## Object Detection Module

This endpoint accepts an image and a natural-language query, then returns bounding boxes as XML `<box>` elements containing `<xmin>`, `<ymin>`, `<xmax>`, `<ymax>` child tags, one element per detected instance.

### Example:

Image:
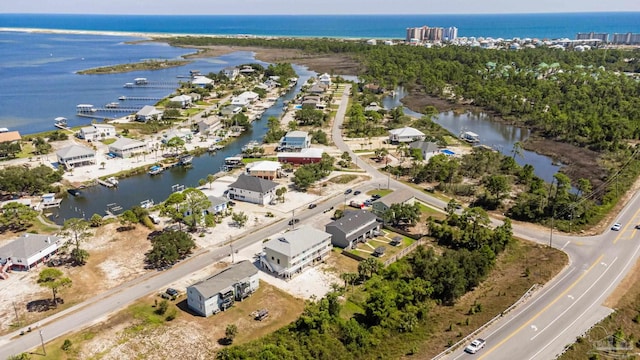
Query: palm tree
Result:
<box><xmin>511</xmin><ymin>141</ymin><xmax>524</xmax><ymax>160</ymax></box>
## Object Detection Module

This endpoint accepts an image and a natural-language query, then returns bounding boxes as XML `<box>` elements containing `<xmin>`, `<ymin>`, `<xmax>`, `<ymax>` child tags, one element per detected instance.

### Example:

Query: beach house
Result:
<box><xmin>187</xmin><ymin>260</ymin><xmax>259</xmax><ymax>317</ymax></box>
<box><xmin>388</xmin><ymin>127</ymin><xmax>426</xmax><ymax>143</ymax></box>
<box><xmin>108</xmin><ymin>137</ymin><xmax>148</xmax><ymax>158</ymax></box>
<box><xmin>409</xmin><ymin>140</ymin><xmax>441</xmax><ymax>161</ymax></box>
<box><xmin>191</xmin><ymin>75</ymin><xmax>214</xmax><ymax>88</ymax></box>
<box><xmin>371</xmin><ymin>189</ymin><xmax>417</xmax><ymax>216</ymax></box>
<box><xmin>56</xmin><ymin>144</ymin><xmax>96</xmax><ymax>169</ymax></box>
<box><xmin>260</xmin><ymin>226</ymin><xmax>333</xmax><ymax>279</ymax></box>
<box><xmin>222</xmin><ymin>67</ymin><xmax>240</xmax><ymax>80</ymax></box>
<box><xmin>169</xmin><ymin>94</ymin><xmax>193</xmax><ymax>108</ymax></box>
<box><xmin>0</xmin><ymin>233</ymin><xmax>64</xmax><ymax>272</ymax></box>
<box><xmin>278</xmin><ymin>130</ymin><xmax>311</xmax><ymax>151</ymax></box>
<box><xmin>136</xmin><ymin>105</ymin><xmax>163</xmax><ymax>122</ymax></box>
<box><xmin>277</xmin><ymin>148</ymin><xmax>324</xmax><ymax>165</ymax></box>
<box><xmin>246</xmin><ymin>161</ymin><xmax>282</xmax><ymax>180</ymax></box>
<box><xmin>78</xmin><ymin>124</ymin><xmax>116</xmax><ymax>141</ymax></box>
<box><xmin>227</xmin><ymin>174</ymin><xmax>278</xmax><ymax>205</ymax></box>
<box><xmin>325</xmin><ymin>210</ymin><xmax>380</xmax><ymax>249</ymax></box>
<box><xmin>318</xmin><ymin>73</ymin><xmax>332</xmax><ymax>86</ymax></box>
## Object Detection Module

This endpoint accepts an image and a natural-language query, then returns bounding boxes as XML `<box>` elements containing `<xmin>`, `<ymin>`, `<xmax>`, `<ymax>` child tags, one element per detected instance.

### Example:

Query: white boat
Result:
<box><xmin>140</xmin><ymin>199</ymin><xmax>154</xmax><ymax>209</ymax></box>
<box><xmin>106</xmin><ymin>177</ymin><xmax>119</xmax><ymax>186</ymax></box>
<box><xmin>179</xmin><ymin>154</ymin><xmax>193</xmax><ymax>165</ymax></box>
<box><xmin>118</xmin><ymin>96</ymin><xmax>127</xmax><ymax>101</ymax></box>
<box><xmin>0</xmin><ymin>128</ymin><xmax>8</xmax><ymax>133</ymax></box>
<box><xmin>54</xmin><ymin>117</ymin><xmax>68</xmax><ymax>128</ymax></box>
<box><xmin>460</xmin><ymin>131</ymin><xmax>480</xmax><ymax>143</ymax></box>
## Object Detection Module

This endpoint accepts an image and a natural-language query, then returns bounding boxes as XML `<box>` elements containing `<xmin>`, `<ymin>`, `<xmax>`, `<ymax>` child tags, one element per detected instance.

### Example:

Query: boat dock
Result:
<box><xmin>79</xmin><ymin>107</ymin><xmax>141</xmax><ymax>113</ymax></box>
<box><xmin>106</xmin><ymin>203</ymin><xmax>123</xmax><ymax>216</ymax></box>
<box><xmin>96</xmin><ymin>179</ymin><xmax>115</xmax><ymax>188</ymax></box>
<box><xmin>118</xmin><ymin>96</ymin><xmax>164</xmax><ymax>101</ymax></box>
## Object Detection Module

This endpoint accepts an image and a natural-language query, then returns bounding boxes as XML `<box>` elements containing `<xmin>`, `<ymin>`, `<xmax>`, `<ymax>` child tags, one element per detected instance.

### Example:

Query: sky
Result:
<box><xmin>2</xmin><ymin>0</ymin><xmax>640</xmax><ymax>15</ymax></box>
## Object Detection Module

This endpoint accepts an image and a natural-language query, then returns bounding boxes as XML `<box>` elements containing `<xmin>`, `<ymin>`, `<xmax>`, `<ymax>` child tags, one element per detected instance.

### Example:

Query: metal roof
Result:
<box><xmin>0</xmin><ymin>233</ymin><xmax>60</xmax><ymax>260</ymax></box>
<box><xmin>229</xmin><ymin>174</ymin><xmax>278</xmax><ymax>193</ymax></box>
<box><xmin>325</xmin><ymin>210</ymin><xmax>378</xmax><ymax>235</ymax></box>
<box><xmin>189</xmin><ymin>260</ymin><xmax>258</xmax><ymax>299</ymax></box>
<box><xmin>56</xmin><ymin>144</ymin><xmax>95</xmax><ymax>159</ymax></box>
<box><xmin>263</xmin><ymin>226</ymin><xmax>331</xmax><ymax>258</ymax></box>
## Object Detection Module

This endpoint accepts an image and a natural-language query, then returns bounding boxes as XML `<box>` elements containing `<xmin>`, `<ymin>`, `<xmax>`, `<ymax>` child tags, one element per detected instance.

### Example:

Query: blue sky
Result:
<box><xmin>2</xmin><ymin>0</ymin><xmax>640</xmax><ymax>15</ymax></box>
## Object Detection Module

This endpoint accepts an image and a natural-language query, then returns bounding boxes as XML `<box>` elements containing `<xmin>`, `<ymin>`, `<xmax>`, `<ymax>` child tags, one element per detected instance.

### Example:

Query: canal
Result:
<box><xmin>382</xmin><ymin>87</ymin><xmax>563</xmax><ymax>184</ymax></box>
<box><xmin>51</xmin><ymin>65</ymin><xmax>316</xmax><ymax>224</ymax></box>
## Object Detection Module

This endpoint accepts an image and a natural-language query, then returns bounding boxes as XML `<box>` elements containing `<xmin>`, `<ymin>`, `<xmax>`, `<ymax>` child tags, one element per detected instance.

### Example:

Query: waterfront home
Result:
<box><xmin>325</xmin><ymin>210</ymin><xmax>381</xmax><ymax>249</ymax></box>
<box><xmin>388</xmin><ymin>126</ymin><xmax>426</xmax><ymax>143</ymax></box>
<box><xmin>409</xmin><ymin>140</ymin><xmax>440</xmax><ymax>161</ymax></box>
<box><xmin>78</xmin><ymin>124</ymin><xmax>116</xmax><ymax>141</ymax></box>
<box><xmin>191</xmin><ymin>75</ymin><xmax>214</xmax><ymax>88</ymax></box>
<box><xmin>278</xmin><ymin>130</ymin><xmax>311</xmax><ymax>151</ymax></box>
<box><xmin>136</xmin><ymin>105</ymin><xmax>163</xmax><ymax>122</ymax></box>
<box><xmin>364</xmin><ymin>102</ymin><xmax>382</xmax><ymax>112</ymax></box>
<box><xmin>56</xmin><ymin>144</ymin><xmax>96</xmax><ymax>169</ymax></box>
<box><xmin>108</xmin><ymin>137</ymin><xmax>148</xmax><ymax>158</ymax></box>
<box><xmin>260</xmin><ymin>226</ymin><xmax>333</xmax><ymax>279</ymax></box>
<box><xmin>309</xmin><ymin>84</ymin><xmax>327</xmax><ymax>94</ymax></box>
<box><xmin>169</xmin><ymin>94</ymin><xmax>193</xmax><ymax>108</ymax></box>
<box><xmin>222</xmin><ymin>67</ymin><xmax>240</xmax><ymax>80</ymax></box>
<box><xmin>0</xmin><ymin>131</ymin><xmax>22</xmax><ymax>151</ymax></box>
<box><xmin>227</xmin><ymin>174</ymin><xmax>278</xmax><ymax>206</ymax></box>
<box><xmin>246</xmin><ymin>161</ymin><xmax>282</xmax><ymax>180</ymax></box>
<box><xmin>371</xmin><ymin>189</ymin><xmax>416</xmax><ymax>216</ymax></box>
<box><xmin>187</xmin><ymin>260</ymin><xmax>259</xmax><ymax>317</ymax></box>
<box><xmin>231</xmin><ymin>91</ymin><xmax>260</xmax><ymax>107</ymax></box>
<box><xmin>162</xmin><ymin>129</ymin><xmax>192</xmax><ymax>143</ymax></box>
<box><xmin>197</xmin><ymin>118</ymin><xmax>221</xmax><ymax>135</ymax></box>
<box><xmin>318</xmin><ymin>73</ymin><xmax>332</xmax><ymax>86</ymax></box>
<box><xmin>0</xmin><ymin>233</ymin><xmax>64</xmax><ymax>272</ymax></box>
<box><xmin>220</xmin><ymin>105</ymin><xmax>242</xmax><ymax>117</ymax></box>
<box><xmin>277</xmin><ymin>148</ymin><xmax>324</xmax><ymax>165</ymax></box>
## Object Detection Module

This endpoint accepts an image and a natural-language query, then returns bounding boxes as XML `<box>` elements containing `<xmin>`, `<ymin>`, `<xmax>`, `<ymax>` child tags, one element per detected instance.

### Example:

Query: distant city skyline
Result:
<box><xmin>2</xmin><ymin>0</ymin><xmax>640</xmax><ymax>15</ymax></box>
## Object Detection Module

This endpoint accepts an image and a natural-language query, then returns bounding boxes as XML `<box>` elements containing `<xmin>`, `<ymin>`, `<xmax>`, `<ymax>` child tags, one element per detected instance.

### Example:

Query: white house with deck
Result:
<box><xmin>261</xmin><ymin>226</ymin><xmax>332</xmax><ymax>279</ymax></box>
<box><xmin>389</xmin><ymin>127</ymin><xmax>426</xmax><ymax>143</ymax></box>
<box><xmin>56</xmin><ymin>144</ymin><xmax>96</xmax><ymax>169</ymax></box>
<box><xmin>0</xmin><ymin>233</ymin><xmax>64</xmax><ymax>272</ymax></box>
<box><xmin>78</xmin><ymin>124</ymin><xmax>116</xmax><ymax>141</ymax></box>
<box><xmin>187</xmin><ymin>260</ymin><xmax>259</xmax><ymax>317</ymax></box>
<box><xmin>227</xmin><ymin>174</ymin><xmax>278</xmax><ymax>205</ymax></box>
<box><xmin>108</xmin><ymin>137</ymin><xmax>148</xmax><ymax>158</ymax></box>
<box><xmin>136</xmin><ymin>106</ymin><xmax>163</xmax><ymax>122</ymax></box>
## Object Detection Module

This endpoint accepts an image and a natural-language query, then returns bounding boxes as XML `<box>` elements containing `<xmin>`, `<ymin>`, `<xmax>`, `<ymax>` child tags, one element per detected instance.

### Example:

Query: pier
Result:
<box><xmin>118</xmin><ymin>96</ymin><xmax>164</xmax><ymax>101</ymax></box>
<box><xmin>96</xmin><ymin>179</ymin><xmax>115</xmax><ymax>188</ymax></box>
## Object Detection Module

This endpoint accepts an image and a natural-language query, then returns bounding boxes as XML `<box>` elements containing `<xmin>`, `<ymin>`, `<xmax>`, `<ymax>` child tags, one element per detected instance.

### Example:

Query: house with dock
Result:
<box><xmin>0</xmin><ymin>233</ymin><xmax>64</xmax><ymax>273</ymax></box>
<box><xmin>56</xmin><ymin>144</ymin><xmax>96</xmax><ymax>169</ymax></box>
<box><xmin>187</xmin><ymin>260</ymin><xmax>259</xmax><ymax>317</ymax></box>
<box><xmin>227</xmin><ymin>174</ymin><xmax>278</xmax><ymax>205</ymax></box>
<box><xmin>136</xmin><ymin>105</ymin><xmax>163</xmax><ymax>122</ymax></box>
<box><xmin>191</xmin><ymin>76</ymin><xmax>214</xmax><ymax>88</ymax></box>
<box><xmin>108</xmin><ymin>137</ymin><xmax>148</xmax><ymax>158</ymax></box>
<box><xmin>260</xmin><ymin>226</ymin><xmax>332</xmax><ymax>279</ymax></box>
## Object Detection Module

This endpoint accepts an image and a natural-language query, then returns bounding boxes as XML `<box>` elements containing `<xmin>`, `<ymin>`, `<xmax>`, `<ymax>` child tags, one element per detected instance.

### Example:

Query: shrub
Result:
<box><xmin>156</xmin><ymin>300</ymin><xmax>169</xmax><ymax>315</ymax></box>
<box><xmin>61</xmin><ymin>339</ymin><xmax>72</xmax><ymax>351</ymax></box>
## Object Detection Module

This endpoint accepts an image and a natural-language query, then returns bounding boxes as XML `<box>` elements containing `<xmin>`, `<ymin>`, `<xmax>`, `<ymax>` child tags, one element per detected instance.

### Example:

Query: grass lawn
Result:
<box><xmin>416</xmin><ymin>201</ymin><xmax>446</xmax><ymax>220</ymax></box>
<box><xmin>329</xmin><ymin>174</ymin><xmax>358</xmax><ymax>184</ymax></box>
<box><xmin>368</xmin><ymin>189</ymin><xmax>393</xmax><ymax>197</ymax></box>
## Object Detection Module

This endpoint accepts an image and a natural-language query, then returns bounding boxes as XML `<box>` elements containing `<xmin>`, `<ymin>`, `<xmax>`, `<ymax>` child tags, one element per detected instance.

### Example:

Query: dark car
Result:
<box><xmin>344</xmin><ymin>189</ymin><xmax>353</xmax><ymax>195</ymax></box>
<box><xmin>166</xmin><ymin>288</ymin><xmax>179</xmax><ymax>297</ymax></box>
<box><xmin>228</xmin><ymin>201</ymin><xmax>236</xmax><ymax>207</ymax></box>
<box><xmin>354</xmin><ymin>190</ymin><xmax>361</xmax><ymax>195</ymax></box>
<box><xmin>288</xmin><ymin>218</ymin><xmax>300</xmax><ymax>226</ymax></box>
<box><xmin>371</xmin><ymin>194</ymin><xmax>382</xmax><ymax>200</ymax></box>
<box><xmin>308</xmin><ymin>203</ymin><xmax>317</xmax><ymax>209</ymax></box>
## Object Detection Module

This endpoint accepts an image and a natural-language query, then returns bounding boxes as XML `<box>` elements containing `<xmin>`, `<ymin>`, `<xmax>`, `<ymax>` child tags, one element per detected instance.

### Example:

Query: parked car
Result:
<box><xmin>228</xmin><ymin>201</ymin><xmax>236</xmax><ymax>207</ymax></box>
<box><xmin>635</xmin><ymin>224</ymin><xmax>640</xmax><ymax>230</ymax></box>
<box><xmin>344</xmin><ymin>189</ymin><xmax>352</xmax><ymax>195</ymax></box>
<box><xmin>371</xmin><ymin>194</ymin><xmax>382</xmax><ymax>200</ymax></box>
<box><xmin>323</xmin><ymin>206</ymin><xmax>334</xmax><ymax>213</ymax></box>
<box><xmin>308</xmin><ymin>203</ymin><xmax>317</xmax><ymax>209</ymax></box>
<box><xmin>288</xmin><ymin>218</ymin><xmax>300</xmax><ymax>226</ymax></box>
<box><xmin>465</xmin><ymin>339</ymin><xmax>486</xmax><ymax>354</ymax></box>
<box><xmin>166</xmin><ymin>288</ymin><xmax>179</xmax><ymax>297</ymax></box>
<box><xmin>354</xmin><ymin>190</ymin><xmax>361</xmax><ymax>195</ymax></box>
<box><xmin>611</xmin><ymin>222</ymin><xmax>622</xmax><ymax>231</ymax></box>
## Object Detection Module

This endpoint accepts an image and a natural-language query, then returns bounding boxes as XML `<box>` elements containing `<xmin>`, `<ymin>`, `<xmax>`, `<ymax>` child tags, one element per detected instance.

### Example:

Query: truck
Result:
<box><xmin>349</xmin><ymin>201</ymin><xmax>365</xmax><ymax>209</ymax></box>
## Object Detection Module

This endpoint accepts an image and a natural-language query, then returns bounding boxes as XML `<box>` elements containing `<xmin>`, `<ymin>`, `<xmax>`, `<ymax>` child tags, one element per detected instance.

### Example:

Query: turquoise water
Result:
<box><xmin>1</xmin><ymin>13</ymin><xmax>639</xmax><ymax>39</ymax></box>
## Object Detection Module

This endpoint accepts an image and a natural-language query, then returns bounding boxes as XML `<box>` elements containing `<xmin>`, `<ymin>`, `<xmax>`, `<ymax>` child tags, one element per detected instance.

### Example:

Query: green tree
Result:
<box><xmin>62</xmin><ymin>218</ymin><xmax>91</xmax><ymax>265</ymax></box>
<box><xmin>232</xmin><ymin>211</ymin><xmax>248</xmax><ymax>228</ymax></box>
<box><xmin>146</xmin><ymin>230</ymin><xmax>195</xmax><ymax>267</ymax></box>
<box><xmin>485</xmin><ymin>174</ymin><xmax>510</xmax><ymax>201</ymax></box>
<box><xmin>225</xmin><ymin>324</ymin><xmax>238</xmax><ymax>344</ymax></box>
<box><xmin>119</xmin><ymin>210</ymin><xmax>138</xmax><ymax>230</ymax></box>
<box><xmin>0</xmin><ymin>202</ymin><xmax>38</xmax><ymax>231</ymax></box>
<box><xmin>181</xmin><ymin>188</ymin><xmax>211</xmax><ymax>231</ymax></box>
<box><xmin>89</xmin><ymin>213</ymin><xmax>104</xmax><ymax>227</ymax></box>
<box><xmin>38</xmin><ymin>268</ymin><xmax>72</xmax><ymax>306</ymax></box>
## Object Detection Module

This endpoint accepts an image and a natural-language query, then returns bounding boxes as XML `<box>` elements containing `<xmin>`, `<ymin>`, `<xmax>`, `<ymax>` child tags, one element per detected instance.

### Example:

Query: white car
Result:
<box><xmin>611</xmin><ymin>223</ymin><xmax>622</xmax><ymax>231</ymax></box>
<box><xmin>465</xmin><ymin>339</ymin><xmax>486</xmax><ymax>354</ymax></box>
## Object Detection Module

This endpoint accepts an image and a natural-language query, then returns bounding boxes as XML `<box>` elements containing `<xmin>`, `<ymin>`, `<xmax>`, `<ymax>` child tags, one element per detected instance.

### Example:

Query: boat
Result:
<box><xmin>148</xmin><ymin>165</ymin><xmax>164</xmax><ymax>175</ymax></box>
<box><xmin>179</xmin><ymin>154</ymin><xmax>193</xmax><ymax>165</ymax></box>
<box><xmin>140</xmin><ymin>199</ymin><xmax>154</xmax><ymax>209</ymax></box>
<box><xmin>0</xmin><ymin>128</ymin><xmax>8</xmax><ymax>133</ymax></box>
<box><xmin>105</xmin><ymin>102</ymin><xmax>120</xmax><ymax>109</ymax></box>
<box><xmin>208</xmin><ymin>144</ymin><xmax>224</xmax><ymax>152</ymax></box>
<box><xmin>54</xmin><ymin>117</ymin><xmax>68</xmax><ymax>128</ymax></box>
<box><xmin>118</xmin><ymin>96</ymin><xmax>127</xmax><ymax>101</ymax></box>
<box><xmin>123</xmin><ymin>83</ymin><xmax>134</xmax><ymax>88</ymax></box>
<box><xmin>106</xmin><ymin>176</ymin><xmax>119</xmax><ymax>186</ymax></box>
<box><xmin>460</xmin><ymin>131</ymin><xmax>480</xmax><ymax>143</ymax></box>
<box><xmin>242</xmin><ymin>140</ymin><xmax>260</xmax><ymax>152</ymax></box>
<box><xmin>67</xmin><ymin>188</ymin><xmax>82</xmax><ymax>197</ymax></box>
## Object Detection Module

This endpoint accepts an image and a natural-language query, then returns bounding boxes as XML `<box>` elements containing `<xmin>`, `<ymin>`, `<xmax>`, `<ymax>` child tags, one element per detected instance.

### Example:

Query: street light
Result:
<box><xmin>39</xmin><ymin>330</ymin><xmax>46</xmax><ymax>355</ymax></box>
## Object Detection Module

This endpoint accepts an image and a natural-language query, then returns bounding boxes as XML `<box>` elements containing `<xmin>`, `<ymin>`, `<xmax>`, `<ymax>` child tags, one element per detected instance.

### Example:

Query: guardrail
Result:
<box><xmin>431</xmin><ymin>283</ymin><xmax>539</xmax><ymax>360</ymax></box>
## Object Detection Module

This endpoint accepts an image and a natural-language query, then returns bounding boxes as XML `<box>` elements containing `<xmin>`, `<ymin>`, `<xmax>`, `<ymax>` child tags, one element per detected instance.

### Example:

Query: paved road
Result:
<box><xmin>1</xmin><ymin>83</ymin><xmax>636</xmax><ymax>359</ymax></box>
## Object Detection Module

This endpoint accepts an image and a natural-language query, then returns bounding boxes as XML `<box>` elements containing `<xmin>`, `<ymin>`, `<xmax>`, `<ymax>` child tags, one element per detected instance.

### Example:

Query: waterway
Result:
<box><xmin>382</xmin><ymin>87</ymin><xmax>563</xmax><ymax>184</ymax></box>
<box><xmin>50</xmin><ymin>64</ymin><xmax>316</xmax><ymax>224</ymax></box>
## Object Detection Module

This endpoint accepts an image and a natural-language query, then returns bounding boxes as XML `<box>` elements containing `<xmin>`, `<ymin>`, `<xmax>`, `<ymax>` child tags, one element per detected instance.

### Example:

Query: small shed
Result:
<box><xmin>373</xmin><ymin>246</ymin><xmax>386</xmax><ymax>257</ymax></box>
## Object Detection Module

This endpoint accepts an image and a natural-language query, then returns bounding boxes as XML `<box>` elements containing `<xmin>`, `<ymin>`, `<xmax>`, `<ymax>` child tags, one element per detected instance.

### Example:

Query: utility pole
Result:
<box><xmin>549</xmin><ymin>204</ymin><xmax>555</xmax><ymax>248</ymax></box>
<box><xmin>39</xmin><ymin>330</ymin><xmax>46</xmax><ymax>355</ymax></box>
<box><xmin>13</xmin><ymin>301</ymin><xmax>19</xmax><ymax>326</ymax></box>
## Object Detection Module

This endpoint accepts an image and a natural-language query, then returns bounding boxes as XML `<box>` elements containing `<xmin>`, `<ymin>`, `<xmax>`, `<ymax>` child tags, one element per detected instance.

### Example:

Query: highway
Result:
<box><xmin>1</xmin><ymin>83</ymin><xmax>637</xmax><ymax>359</ymax></box>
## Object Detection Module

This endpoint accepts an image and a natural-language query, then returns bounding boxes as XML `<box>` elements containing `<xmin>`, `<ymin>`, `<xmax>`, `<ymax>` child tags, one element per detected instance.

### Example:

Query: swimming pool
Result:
<box><xmin>441</xmin><ymin>149</ymin><xmax>455</xmax><ymax>156</ymax></box>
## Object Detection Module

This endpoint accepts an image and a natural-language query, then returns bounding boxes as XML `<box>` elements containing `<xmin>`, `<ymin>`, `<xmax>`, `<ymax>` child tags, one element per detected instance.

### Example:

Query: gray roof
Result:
<box><xmin>190</xmin><ymin>260</ymin><xmax>257</xmax><ymax>298</ymax></box>
<box><xmin>109</xmin><ymin>137</ymin><xmax>146</xmax><ymax>150</ymax></box>
<box><xmin>0</xmin><ymin>233</ymin><xmax>60</xmax><ymax>260</ymax></box>
<box><xmin>409</xmin><ymin>140</ymin><xmax>439</xmax><ymax>154</ymax></box>
<box><xmin>285</xmin><ymin>130</ymin><xmax>309</xmax><ymax>139</ymax></box>
<box><xmin>207</xmin><ymin>196</ymin><xmax>228</xmax><ymax>208</ymax></box>
<box><xmin>229</xmin><ymin>174</ymin><xmax>278</xmax><ymax>193</ymax></box>
<box><xmin>373</xmin><ymin>189</ymin><xmax>415</xmax><ymax>208</ymax></box>
<box><xmin>264</xmin><ymin>226</ymin><xmax>331</xmax><ymax>258</ymax></box>
<box><xmin>56</xmin><ymin>144</ymin><xmax>95</xmax><ymax>159</ymax></box>
<box><xmin>325</xmin><ymin>210</ymin><xmax>378</xmax><ymax>234</ymax></box>
<box><xmin>137</xmin><ymin>105</ymin><xmax>162</xmax><ymax>116</ymax></box>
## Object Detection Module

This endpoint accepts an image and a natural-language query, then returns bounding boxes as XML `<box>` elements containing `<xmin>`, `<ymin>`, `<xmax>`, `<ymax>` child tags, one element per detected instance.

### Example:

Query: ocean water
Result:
<box><xmin>0</xmin><ymin>31</ymin><xmax>265</xmax><ymax>134</ymax></box>
<box><xmin>0</xmin><ymin>13</ymin><xmax>639</xmax><ymax>39</ymax></box>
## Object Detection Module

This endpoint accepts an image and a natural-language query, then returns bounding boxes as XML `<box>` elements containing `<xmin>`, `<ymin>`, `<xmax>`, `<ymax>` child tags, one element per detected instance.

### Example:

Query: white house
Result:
<box><xmin>409</xmin><ymin>141</ymin><xmax>440</xmax><ymax>161</ymax></box>
<box><xmin>261</xmin><ymin>226</ymin><xmax>333</xmax><ymax>279</ymax></box>
<box><xmin>246</xmin><ymin>160</ymin><xmax>282</xmax><ymax>180</ymax></box>
<box><xmin>191</xmin><ymin>75</ymin><xmax>214</xmax><ymax>88</ymax></box>
<box><xmin>78</xmin><ymin>124</ymin><xmax>116</xmax><ymax>141</ymax></box>
<box><xmin>222</xmin><ymin>67</ymin><xmax>239</xmax><ymax>80</ymax></box>
<box><xmin>56</xmin><ymin>144</ymin><xmax>96</xmax><ymax>169</ymax></box>
<box><xmin>227</xmin><ymin>174</ymin><xmax>278</xmax><ymax>205</ymax></box>
<box><xmin>278</xmin><ymin>130</ymin><xmax>311</xmax><ymax>151</ymax></box>
<box><xmin>170</xmin><ymin>94</ymin><xmax>193</xmax><ymax>108</ymax></box>
<box><xmin>388</xmin><ymin>126</ymin><xmax>426</xmax><ymax>143</ymax></box>
<box><xmin>197</xmin><ymin>118</ymin><xmax>221</xmax><ymax>135</ymax></box>
<box><xmin>136</xmin><ymin>105</ymin><xmax>163</xmax><ymax>122</ymax></box>
<box><xmin>325</xmin><ymin>210</ymin><xmax>381</xmax><ymax>249</ymax></box>
<box><xmin>0</xmin><ymin>233</ymin><xmax>64</xmax><ymax>272</ymax></box>
<box><xmin>231</xmin><ymin>91</ymin><xmax>260</xmax><ymax>107</ymax></box>
<box><xmin>108</xmin><ymin>137</ymin><xmax>148</xmax><ymax>158</ymax></box>
<box><xmin>318</xmin><ymin>73</ymin><xmax>332</xmax><ymax>86</ymax></box>
<box><xmin>162</xmin><ymin>129</ymin><xmax>192</xmax><ymax>143</ymax></box>
<box><xmin>187</xmin><ymin>260</ymin><xmax>259</xmax><ymax>317</ymax></box>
